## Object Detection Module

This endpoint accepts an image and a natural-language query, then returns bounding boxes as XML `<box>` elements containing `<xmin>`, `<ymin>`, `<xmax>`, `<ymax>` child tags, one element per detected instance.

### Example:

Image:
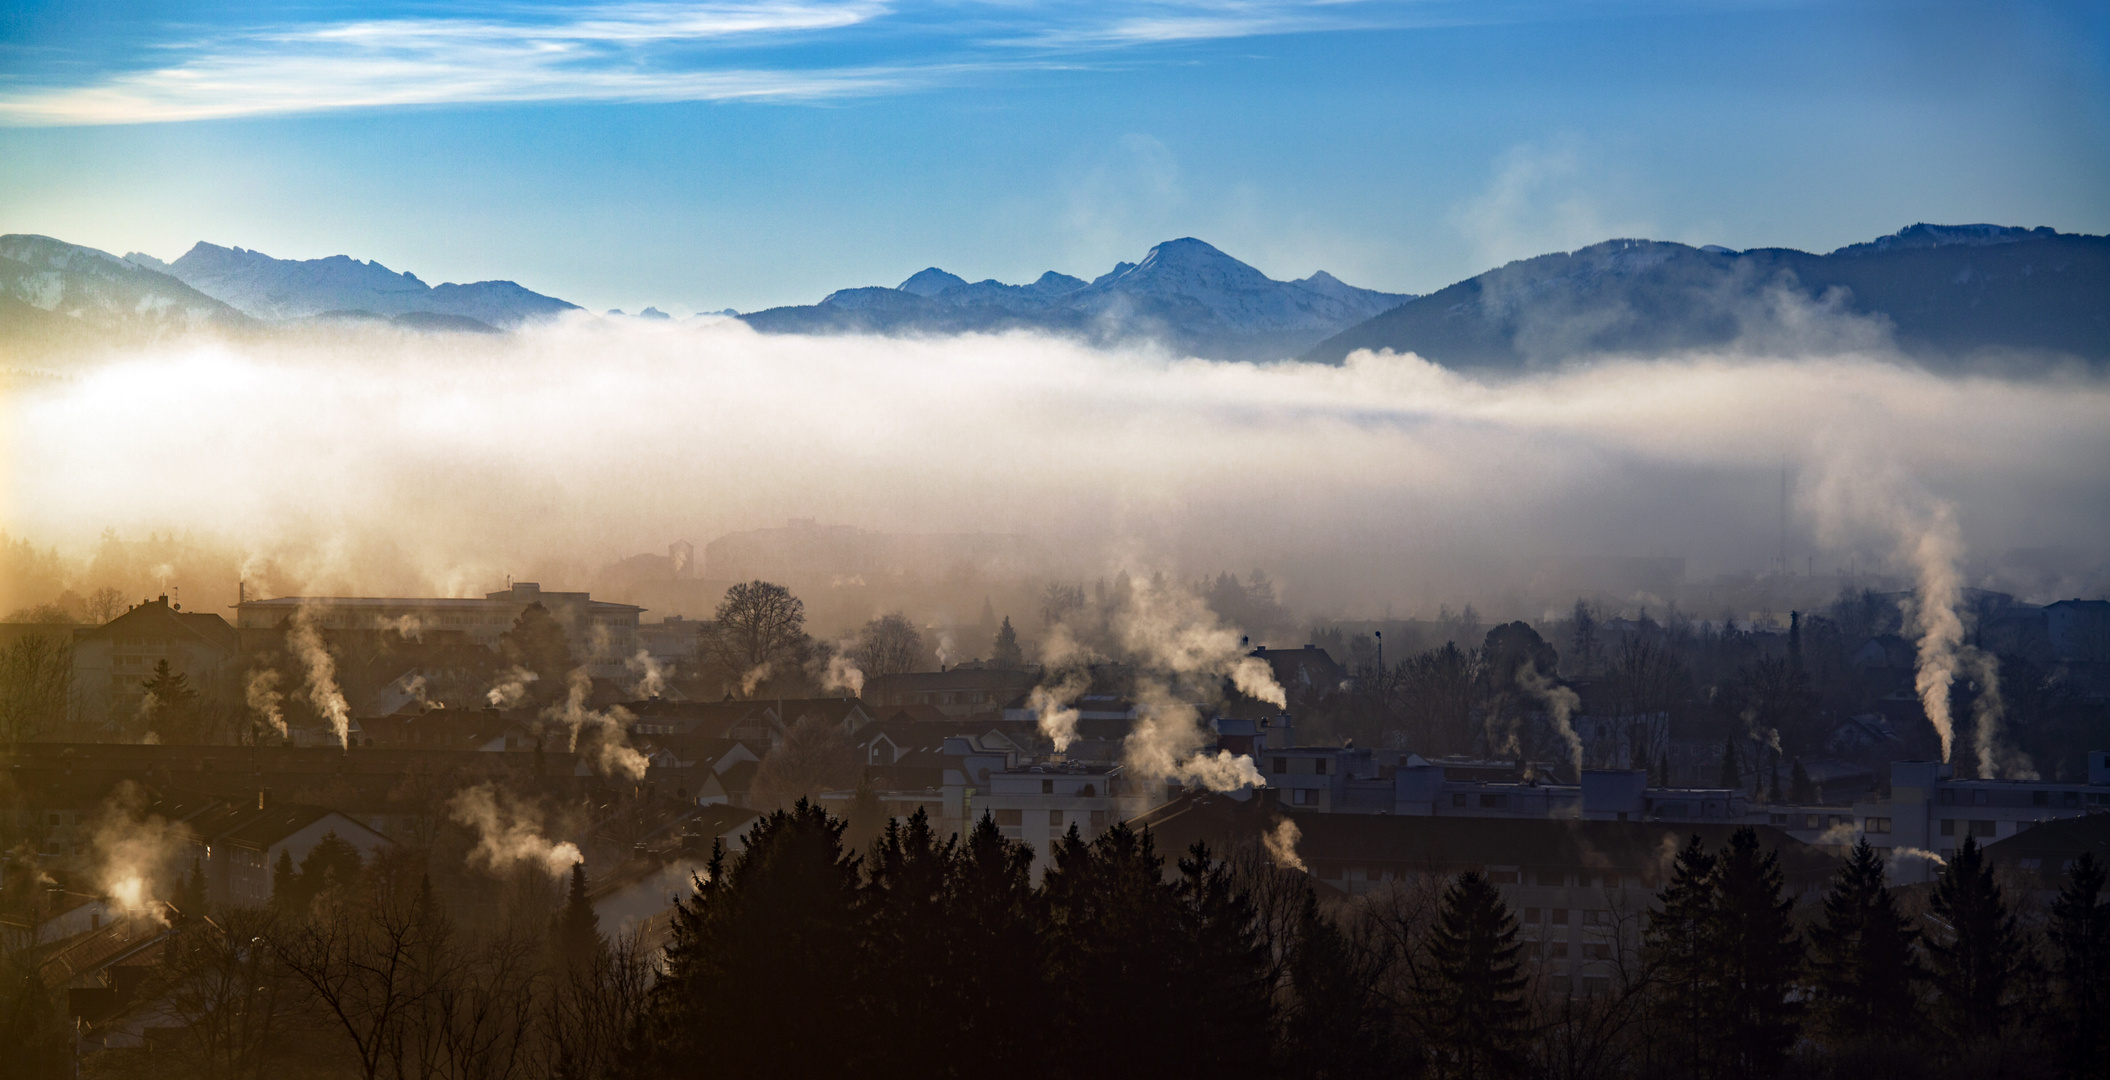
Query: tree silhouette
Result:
<box><xmin>1809</xmin><ymin>839</ymin><xmax>1920</xmax><ymax>1047</ymax></box>
<box><xmin>1925</xmin><ymin>836</ymin><xmax>2028</xmax><ymax>1050</ymax></box>
<box><xmin>554</xmin><ymin>862</ymin><xmax>601</xmax><ymax>969</ymax></box>
<box><xmin>709</xmin><ymin>581</ymin><xmax>807</xmax><ymax>689</ymax></box>
<box><xmin>991</xmin><ymin>616</ymin><xmax>1023</xmax><ymax>669</ymax></box>
<box><xmin>1711</xmin><ymin>827</ymin><xmax>1803</xmax><ymax>1079</ymax></box>
<box><xmin>1425</xmin><ymin>870</ymin><xmax>1527</xmax><ymax>1080</ymax></box>
<box><xmin>2048</xmin><ymin>852</ymin><xmax>2109</xmax><ymax>1078</ymax></box>
<box><xmin>854</xmin><ymin>612</ymin><xmax>923</xmax><ymax>676</ymax></box>
<box><xmin>1646</xmin><ymin>834</ymin><xmax>1719</xmax><ymax>1078</ymax></box>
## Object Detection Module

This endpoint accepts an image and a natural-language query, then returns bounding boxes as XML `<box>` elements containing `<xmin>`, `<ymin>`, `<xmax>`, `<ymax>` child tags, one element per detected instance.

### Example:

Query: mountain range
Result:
<box><xmin>125</xmin><ymin>242</ymin><xmax>578</xmax><ymax>330</ymax></box>
<box><xmin>4</xmin><ymin>225</ymin><xmax>2104</xmax><ymax>369</ymax></box>
<box><xmin>1304</xmin><ymin>224</ymin><xmax>2110</xmax><ymax>369</ymax></box>
<box><xmin>739</xmin><ymin>237</ymin><xmax>1415</xmax><ymax>362</ymax></box>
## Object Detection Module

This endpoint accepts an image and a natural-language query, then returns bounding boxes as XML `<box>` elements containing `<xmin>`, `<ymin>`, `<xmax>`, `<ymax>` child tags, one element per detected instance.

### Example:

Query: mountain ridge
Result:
<box><xmin>1303</xmin><ymin>223</ymin><xmax>2110</xmax><ymax>369</ymax></box>
<box><xmin>741</xmin><ymin>237</ymin><xmax>1414</xmax><ymax>362</ymax></box>
<box><xmin>134</xmin><ymin>242</ymin><xmax>580</xmax><ymax>330</ymax></box>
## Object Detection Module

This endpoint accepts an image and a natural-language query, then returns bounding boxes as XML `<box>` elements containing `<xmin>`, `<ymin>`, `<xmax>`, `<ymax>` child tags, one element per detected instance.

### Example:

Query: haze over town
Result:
<box><xmin>3</xmin><ymin>1</ymin><xmax>2109</xmax><ymax>1078</ymax></box>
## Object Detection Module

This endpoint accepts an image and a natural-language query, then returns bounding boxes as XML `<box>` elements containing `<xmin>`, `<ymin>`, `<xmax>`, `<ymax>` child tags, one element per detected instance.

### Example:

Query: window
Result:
<box><xmin>1940</xmin><ymin>819</ymin><xmax>1956</xmax><ymax>836</ymax></box>
<box><xmin>1314</xmin><ymin>759</ymin><xmax>1328</xmax><ymax>776</ymax></box>
<box><xmin>2034</xmin><ymin>790</ymin><xmax>2050</xmax><ymax>807</ymax></box>
<box><xmin>1551</xmin><ymin>909</ymin><xmax>1569</xmax><ymax>925</ymax></box>
<box><xmin>1973</xmin><ymin>790</ymin><xmax>1989</xmax><ymax>806</ymax></box>
<box><xmin>1581</xmin><ymin>975</ymin><xmax>1611</xmax><ymax>997</ymax></box>
<box><xmin>1090</xmin><ymin>810</ymin><xmax>1108</xmax><ymax>831</ymax></box>
<box><xmin>1525</xmin><ymin>907</ymin><xmax>1542</xmax><ymax>922</ymax></box>
<box><xmin>1481</xmin><ymin>793</ymin><xmax>1508</xmax><ymax>809</ymax></box>
<box><xmin>1940</xmin><ymin>790</ymin><xmax>1956</xmax><ymax>805</ymax></box>
<box><xmin>1548</xmin><ymin>942</ymin><xmax>1569</xmax><ymax>959</ymax></box>
<box><xmin>1585</xmin><ymin>910</ymin><xmax>1610</xmax><ymax>926</ymax></box>
<box><xmin>1045</xmin><ymin>809</ymin><xmax>1062</xmax><ymax>826</ymax></box>
<box><xmin>2066</xmin><ymin>792</ymin><xmax>2081</xmax><ymax>807</ymax></box>
<box><xmin>1041</xmin><ymin>780</ymin><xmax>1054</xmax><ymax>794</ymax></box>
<box><xmin>1452</xmin><ymin>793</ymin><xmax>1467</xmax><ymax>807</ymax></box>
<box><xmin>1601</xmin><ymin>873</ymin><xmax>1621</xmax><ymax>889</ymax></box>
<box><xmin>994</xmin><ymin>809</ymin><xmax>1022</xmax><ymax>826</ymax></box>
<box><xmin>1292</xmin><ymin>789</ymin><xmax>1318</xmax><ymax>806</ymax></box>
<box><xmin>1489</xmin><ymin>868</ymin><xmax>1520</xmax><ymax>884</ymax></box>
<box><xmin>1969</xmin><ymin>820</ymin><xmax>1996</xmax><ymax>838</ymax></box>
<box><xmin>1536</xmin><ymin>871</ymin><xmax>1563</xmax><ymax>887</ymax></box>
<box><xmin>1272</xmin><ymin>757</ymin><xmax>1287</xmax><ymax>773</ymax></box>
<box><xmin>1585</xmin><ymin>943</ymin><xmax>1611</xmax><ymax>960</ymax></box>
<box><xmin>1867</xmin><ymin>817</ymin><xmax>1892</xmax><ymax>834</ymax></box>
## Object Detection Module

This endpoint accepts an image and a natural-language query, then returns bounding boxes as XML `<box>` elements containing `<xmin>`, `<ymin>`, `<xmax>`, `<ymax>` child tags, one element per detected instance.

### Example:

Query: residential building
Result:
<box><xmin>70</xmin><ymin>596</ymin><xmax>240</xmax><ymax>735</ymax></box>
<box><xmin>235</xmin><ymin>581</ymin><xmax>643</xmax><ymax>675</ymax></box>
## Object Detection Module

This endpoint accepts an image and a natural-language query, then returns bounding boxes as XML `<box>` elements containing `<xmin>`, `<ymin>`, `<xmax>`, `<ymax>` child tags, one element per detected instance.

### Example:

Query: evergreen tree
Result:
<box><xmin>1043</xmin><ymin>823</ymin><xmax>1269</xmax><ymax>1080</ymax></box>
<box><xmin>635</xmin><ymin>800</ymin><xmax>866</xmax><ymax>1079</ymax></box>
<box><xmin>140</xmin><ymin>659</ymin><xmax>201</xmax><ymax>741</ymax></box>
<box><xmin>1173</xmin><ymin>841</ymin><xmax>1275</xmax><ymax>1076</ymax></box>
<box><xmin>1281</xmin><ymin>886</ymin><xmax>1401</xmax><ymax>1078</ymax></box>
<box><xmin>948</xmin><ymin>814</ymin><xmax>1047</xmax><ymax>1077</ymax></box>
<box><xmin>991</xmin><ymin>617</ymin><xmax>1024</xmax><ymax>670</ymax></box>
<box><xmin>860</xmin><ymin>808</ymin><xmax>960</xmax><ymax>1080</ymax></box>
<box><xmin>1647</xmin><ymin>835</ymin><xmax>1720</xmax><ymax>1078</ymax></box>
<box><xmin>1711</xmin><ymin>827</ymin><xmax>1803</xmax><ymax>1079</ymax></box>
<box><xmin>1766</xmin><ymin>757</ymin><xmax>1783</xmax><ymax>804</ymax></box>
<box><xmin>1425</xmin><ymin>870</ymin><xmax>1527</xmax><ymax>1080</ymax></box>
<box><xmin>1789</xmin><ymin>759</ymin><xmax>1815</xmax><ymax>804</ymax></box>
<box><xmin>555</xmin><ymin>862</ymin><xmax>602</xmax><ymax>969</ymax></box>
<box><xmin>297</xmin><ymin>831</ymin><xmax>364</xmax><ymax>902</ymax></box>
<box><xmin>269</xmin><ymin>848</ymin><xmax>297</xmax><ymax>909</ymax></box>
<box><xmin>843</xmin><ymin>773</ymin><xmax>885</xmax><ymax>856</ymax></box>
<box><xmin>2048</xmin><ymin>852</ymin><xmax>2110</xmax><ymax>1079</ymax></box>
<box><xmin>1719</xmin><ymin>737</ymin><xmax>1742</xmax><ymax>790</ymax></box>
<box><xmin>1808</xmin><ymin>839</ymin><xmax>1920</xmax><ymax>1046</ymax></box>
<box><xmin>1657</xmin><ymin>750</ymin><xmax>1671</xmax><ymax>787</ymax></box>
<box><xmin>1925</xmin><ymin>836</ymin><xmax>2029</xmax><ymax>1050</ymax></box>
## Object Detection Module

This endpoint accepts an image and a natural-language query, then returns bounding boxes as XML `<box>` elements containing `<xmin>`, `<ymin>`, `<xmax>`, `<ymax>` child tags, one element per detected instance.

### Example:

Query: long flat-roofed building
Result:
<box><xmin>236</xmin><ymin>581</ymin><xmax>643</xmax><ymax>674</ymax></box>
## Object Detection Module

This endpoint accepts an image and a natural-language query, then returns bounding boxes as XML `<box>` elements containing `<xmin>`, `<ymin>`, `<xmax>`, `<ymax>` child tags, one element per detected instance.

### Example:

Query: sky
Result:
<box><xmin>2</xmin><ymin>0</ymin><xmax>2107</xmax><ymax>315</ymax></box>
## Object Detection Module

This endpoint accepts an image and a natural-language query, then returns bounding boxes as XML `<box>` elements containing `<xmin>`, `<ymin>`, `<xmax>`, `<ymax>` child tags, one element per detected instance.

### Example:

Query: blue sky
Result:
<box><xmin>2</xmin><ymin>0</ymin><xmax>2106</xmax><ymax>314</ymax></box>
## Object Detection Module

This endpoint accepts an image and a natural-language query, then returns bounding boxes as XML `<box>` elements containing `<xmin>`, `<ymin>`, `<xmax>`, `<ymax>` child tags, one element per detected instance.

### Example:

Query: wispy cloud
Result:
<box><xmin>0</xmin><ymin>0</ymin><xmax>1499</xmax><ymax>126</ymax></box>
<box><xmin>0</xmin><ymin>2</ymin><xmax>903</xmax><ymax>125</ymax></box>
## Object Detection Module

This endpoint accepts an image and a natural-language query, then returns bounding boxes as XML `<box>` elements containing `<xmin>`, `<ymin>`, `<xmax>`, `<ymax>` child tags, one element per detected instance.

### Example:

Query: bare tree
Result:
<box><xmin>749</xmin><ymin>715</ymin><xmax>859</xmax><ymax>809</ymax></box>
<box><xmin>544</xmin><ymin>930</ymin><xmax>656</xmax><ymax>1080</ymax></box>
<box><xmin>855</xmin><ymin>613</ymin><xmax>923</xmax><ymax>676</ymax></box>
<box><xmin>98</xmin><ymin>908</ymin><xmax>313</xmax><ymax>1080</ymax></box>
<box><xmin>273</xmin><ymin>875</ymin><xmax>452</xmax><ymax>1080</ymax></box>
<box><xmin>708</xmin><ymin>581</ymin><xmax>807</xmax><ymax>687</ymax></box>
<box><xmin>86</xmin><ymin>586</ymin><xmax>128</xmax><ymax>625</ymax></box>
<box><xmin>0</xmin><ymin>632</ymin><xmax>72</xmax><ymax>743</ymax></box>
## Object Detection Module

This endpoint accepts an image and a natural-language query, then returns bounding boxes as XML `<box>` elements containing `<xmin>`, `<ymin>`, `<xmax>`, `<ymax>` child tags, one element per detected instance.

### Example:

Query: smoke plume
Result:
<box><xmin>821</xmin><ymin>648</ymin><xmax>864</xmax><ymax>698</ymax></box>
<box><xmin>487</xmin><ymin>665</ymin><xmax>539</xmax><ymax>708</ymax></box>
<box><xmin>448</xmin><ymin>783</ymin><xmax>583</xmax><ymax>878</ymax></box>
<box><xmin>1516</xmin><ymin>662</ymin><xmax>1583</xmax><ymax>776</ymax></box>
<box><xmin>738</xmin><ymin>662</ymin><xmax>773</xmax><ymax>698</ymax></box>
<box><xmin>245</xmin><ymin>668</ymin><xmax>286</xmax><ymax>737</ymax></box>
<box><xmin>1263</xmin><ymin>817</ymin><xmax>1306</xmax><ymax>872</ymax></box>
<box><xmin>289</xmin><ymin>605</ymin><xmax>351</xmax><ymax>748</ymax></box>
<box><xmin>89</xmin><ymin>782</ymin><xmax>181</xmax><ymax>925</ymax></box>
<box><xmin>625</xmin><ymin>648</ymin><xmax>669</xmax><ymax>699</ymax></box>
<box><xmin>1028</xmin><ymin>669</ymin><xmax>1089</xmax><ymax>753</ymax></box>
<box><xmin>543</xmin><ymin>668</ymin><xmax>650</xmax><ymax>781</ymax></box>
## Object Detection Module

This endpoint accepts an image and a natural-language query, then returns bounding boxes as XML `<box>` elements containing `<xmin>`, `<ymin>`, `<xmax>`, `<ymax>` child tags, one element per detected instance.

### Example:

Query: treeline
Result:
<box><xmin>636</xmin><ymin>809</ymin><xmax>2110</xmax><ymax>1080</ymax></box>
<box><xmin>7</xmin><ymin>807</ymin><xmax>2109</xmax><ymax>1080</ymax></box>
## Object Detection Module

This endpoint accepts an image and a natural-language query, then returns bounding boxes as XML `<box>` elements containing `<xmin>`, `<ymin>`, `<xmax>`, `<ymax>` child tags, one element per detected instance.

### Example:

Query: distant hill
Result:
<box><xmin>740</xmin><ymin>238</ymin><xmax>1413</xmax><ymax>362</ymax></box>
<box><xmin>129</xmin><ymin>242</ymin><xmax>580</xmax><ymax>330</ymax></box>
<box><xmin>0</xmin><ymin>234</ymin><xmax>252</xmax><ymax>357</ymax></box>
<box><xmin>1303</xmin><ymin>225</ymin><xmax>2110</xmax><ymax>369</ymax></box>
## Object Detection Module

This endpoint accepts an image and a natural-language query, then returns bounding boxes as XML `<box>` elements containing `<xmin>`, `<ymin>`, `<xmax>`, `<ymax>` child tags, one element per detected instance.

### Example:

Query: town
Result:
<box><xmin>2</xmin><ymin>530</ymin><xmax>2106</xmax><ymax>1078</ymax></box>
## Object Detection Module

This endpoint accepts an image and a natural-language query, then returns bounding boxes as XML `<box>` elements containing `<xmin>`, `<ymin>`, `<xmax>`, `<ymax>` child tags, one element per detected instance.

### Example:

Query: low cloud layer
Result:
<box><xmin>5</xmin><ymin>317</ymin><xmax>2108</xmax><ymax>621</ymax></box>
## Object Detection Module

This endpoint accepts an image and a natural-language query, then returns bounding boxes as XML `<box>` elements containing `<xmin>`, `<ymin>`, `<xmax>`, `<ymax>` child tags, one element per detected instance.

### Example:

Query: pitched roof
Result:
<box><xmin>75</xmin><ymin>597</ymin><xmax>238</xmax><ymax>654</ymax></box>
